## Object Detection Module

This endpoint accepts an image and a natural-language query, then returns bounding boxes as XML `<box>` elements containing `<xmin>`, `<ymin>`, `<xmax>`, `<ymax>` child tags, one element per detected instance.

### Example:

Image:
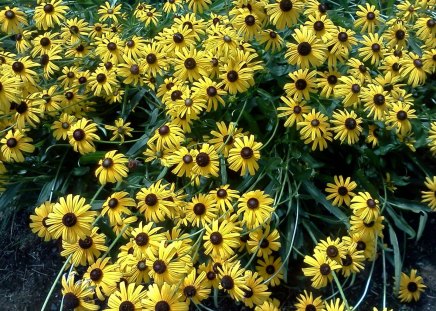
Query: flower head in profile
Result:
<box><xmin>61</xmin><ymin>274</ymin><xmax>98</xmax><ymax>311</ymax></box>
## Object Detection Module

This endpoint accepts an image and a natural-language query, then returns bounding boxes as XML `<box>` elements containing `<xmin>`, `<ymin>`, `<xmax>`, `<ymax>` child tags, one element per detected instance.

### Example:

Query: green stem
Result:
<box><xmin>49</xmin><ymin>150</ymin><xmax>68</xmax><ymax>202</ymax></box>
<box><xmin>102</xmin><ymin>225</ymin><xmax>130</xmax><ymax>259</ymax></box>
<box><xmin>332</xmin><ymin>271</ymin><xmax>351</xmax><ymax>311</ymax></box>
<box><xmin>40</xmin><ymin>255</ymin><xmax>72</xmax><ymax>311</ymax></box>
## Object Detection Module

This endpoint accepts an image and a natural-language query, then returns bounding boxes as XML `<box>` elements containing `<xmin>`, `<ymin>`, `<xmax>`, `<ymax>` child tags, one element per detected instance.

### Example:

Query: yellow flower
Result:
<box><xmin>1</xmin><ymin>130</ymin><xmax>35</xmax><ymax>163</ymax></box>
<box><xmin>228</xmin><ymin>135</ymin><xmax>263</xmax><ymax>176</ymax></box>
<box><xmin>34</xmin><ymin>0</ymin><xmax>69</xmax><ymax>30</ymax></box>
<box><xmin>421</xmin><ymin>176</ymin><xmax>436</xmax><ymax>210</ymax></box>
<box><xmin>67</xmin><ymin>118</ymin><xmax>100</xmax><ymax>155</ymax></box>
<box><xmin>399</xmin><ymin>269</ymin><xmax>426</xmax><ymax>302</ymax></box>
<box><xmin>95</xmin><ymin>150</ymin><xmax>129</xmax><ymax>185</ymax></box>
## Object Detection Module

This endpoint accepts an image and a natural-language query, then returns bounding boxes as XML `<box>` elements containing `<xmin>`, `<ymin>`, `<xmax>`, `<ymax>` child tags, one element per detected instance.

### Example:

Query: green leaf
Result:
<box><xmin>37</xmin><ymin>177</ymin><xmax>63</xmax><ymax>204</ymax></box>
<box><xmin>386</xmin><ymin>205</ymin><xmax>415</xmax><ymax>239</ymax></box>
<box><xmin>79</xmin><ymin>151</ymin><xmax>106</xmax><ymax>165</ymax></box>
<box><xmin>126</xmin><ymin>133</ymin><xmax>149</xmax><ymax>156</ymax></box>
<box><xmin>302</xmin><ymin>181</ymin><xmax>348</xmax><ymax>225</ymax></box>
<box><xmin>416</xmin><ymin>212</ymin><xmax>428</xmax><ymax>243</ymax></box>
<box><xmin>389</xmin><ymin>198</ymin><xmax>432</xmax><ymax>213</ymax></box>
<box><xmin>72</xmin><ymin>166</ymin><xmax>90</xmax><ymax>176</ymax></box>
<box><xmin>389</xmin><ymin>225</ymin><xmax>402</xmax><ymax>295</ymax></box>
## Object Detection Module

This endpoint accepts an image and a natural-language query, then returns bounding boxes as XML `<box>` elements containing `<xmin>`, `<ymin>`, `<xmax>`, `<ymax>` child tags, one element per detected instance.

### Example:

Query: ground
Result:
<box><xmin>0</xmin><ymin>210</ymin><xmax>434</xmax><ymax>310</ymax></box>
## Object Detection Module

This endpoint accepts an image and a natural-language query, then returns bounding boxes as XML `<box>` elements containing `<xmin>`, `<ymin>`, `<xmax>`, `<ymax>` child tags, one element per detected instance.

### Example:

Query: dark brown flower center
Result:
<box><xmin>413</xmin><ymin>59</ymin><xmax>423</xmax><ymax>68</ymax></box>
<box><xmin>221</xmin><ymin>275</ymin><xmax>234</xmax><ymax>289</ymax></box>
<box><xmin>243</xmin><ymin>288</ymin><xmax>254</xmax><ymax>298</ymax></box>
<box><xmin>102</xmin><ymin>158</ymin><xmax>113</xmax><ymax>168</ymax></box>
<box><xmin>373</xmin><ymin>94</ymin><xmax>385</xmax><ymax>106</ymax></box>
<box><xmin>427</xmin><ymin>19</ymin><xmax>435</xmax><ymax>28</ymax></box>
<box><xmin>153</xmin><ymin>260</ymin><xmax>167</xmax><ymax>274</ymax></box>
<box><xmin>293</xmin><ymin>105</ymin><xmax>302</xmax><ymax>114</ymax></box>
<box><xmin>193</xmin><ymin>203</ymin><xmax>206</xmax><ymax>215</ymax></box>
<box><xmin>269</xmin><ymin>31</ymin><xmax>277</xmax><ymax>39</ymax></box>
<box><xmin>184</xmin><ymin>285</ymin><xmax>197</xmax><ymax>297</ymax></box>
<box><xmin>266</xmin><ymin>264</ymin><xmax>275</xmax><ymax>274</ymax></box>
<box><xmin>207</xmin><ymin>271</ymin><xmax>216</xmax><ymax>280</ymax></box>
<box><xmin>342</xmin><ymin>254</ymin><xmax>353</xmax><ymax>266</ymax></box>
<box><xmin>108</xmin><ymin>198</ymin><xmax>118</xmax><ymax>208</ymax></box>
<box><xmin>217</xmin><ymin>189</ymin><xmax>227</xmax><ymax>198</ymax></box>
<box><xmin>135</xmin><ymin>232</ymin><xmax>149</xmax><ymax>246</ymax></box>
<box><xmin>155</xmin><ymin>300</ymin><xmax>171</xmax><ymax>311</ymax></box>
<box><xmin>345</xmin><ymin>118</ymin><xmax>357</xmax><ymax>130</ymax></box>
<box><xmin>240</xmin><ymin>147</ymin><xmax>254</xmax><ymax>159</ymax></box>
<box><xmin>6</xmin><ymin>138</ymin><xmax>18</xmax><ymax>148</ymax></box>
<box><xmin>371</xmin><ymin>43</ymin><xmax>381</xmax><ymax>52</ymax></box>
<box><xmin>96</xmin><ymin>73</ymin><xmax>106</xmax><ymax>83</ymax></box>
<box><xmin>338</xmin><ymin>32</ymin><xmax>348</xmax><ymax>42</ymax></box>
<box><xmin>63</xmin><ymin>293</ymin><xmax>80</xmax><ymax>309</ymax></box>
<box><xmin>407</xmin><ymin>281</ymin><xmax>418</xmax><ymax>292</ymax></box>
<box><xmin>90</xmin><ymin>268</ymin><xmax>103</xmax><ymax>281</ymax></box>
<box><xmin>196</xmin><ymin>152</ymin><xmax>210</xmax><ymax>167</ymax></box>
<box><xmin>364</xmin><ymin>221</ymin><xmax>375</xmax><ymax>227</ymax></box>
<box><xmin>76</xmin><ymin>45</ymin><xmax>85</xmax><ymax>52</ymax></box>
<box><xmin>146</xmin><ymin>53</ymin><xmax>157</xmax><ymax>64</ymax></box>
<box><xmin>73</xmin><ymin>129</ymin><xmax>85</xmax><ymax>141</ymax></box>
<box><xmin>62</xmin><ymin>212</ymin><xmax>77</xmax><ymax>227</ymax></box>
<box><xmin>12</xmin><ymin>61</ymin><xmax>24</xmax><ymax>73</ymax></box>
<box><xmin>327</xmin><ymin>75</ymin><xmax>338</xmax><ymax>85</ymax></box>
<box><xmin>44</xmin><ymin>4</ymin><xmax>54</xmax><ymax>13</ymax></box>
<box><xmin>137</xmin><ymin>260</ymin><xmax>147</xmax><ymax>271</ymax></box>
<box><xmin>297</xmin><ymin>42</ymin><xmax>312</xmax><ymax>56</ymax></box>
<box><xmin>366</xmin><ymin>12</ymin><xmax>375</xmax><ymax>20</ymax></box>
<box><xmin>260</xmin><ymin>238</ymin><xmax>269</xmax><ymax>248</ymax></box>
<box><xmin>314</xmin><ymin>21</ymin><xmax>324</xmax><ymax>31</ymax></box>
<box><xmin>227</xmin><ymin>70</ymin><xmax>238</xmax><ymax>82</ymax></box>
<box><xmin>351</xmin><ymin>84</ymin><xmax>361</xmax><ymax>93</ymax></box>
<box><xmin>395</xmin><ymin>30</ymin><xmax>405</xmax><ymax>40</ymax></box>
<box><xmin>358</xmin><ymin>64</ymin><xmax>367</xmax><ymax>73</ymax></box>
<box><xmin>338</xmin><ymin>186</ymin><xmax>348</xmax><ymax>196</ymax></box>
<box><xmin>367</xmin><ymin>199</ymin><xmax>377</xmax><ymax>208</ymax></box>
<box><xmin>295</xmin><ymin>79</ymin><xmax>307</xmax><ymax>90</ymax></box>
<box><xmin>247</xmin><ymin>198</ymin><xmax>259</xmax><ymax>209</ymax></box>
<box><xmin>145</xmin><ymin>193</ymin><xmax>158</xmax><ymax>206</ymax></box>
<box><xmin>306</xmin><ymin>304</ymin><xmax>317</xmax><ymax>311</ymax></box>
<box><xmin>397</xmin><ymin>110</ymin><xmax>407</xmax><ymax>120</ymax></box>
<box><xmin>320</xmin><ymin>263</ymin><xmax>331</xmax><ymax>275</ymax></box>
<box><xmin>356</xmin><ymin>240</ymin><xmax>366</xmax><ymax>251</ymax></box>
<box><xmin>318</xmin><ymin>3</ymin><xmax>328</xmax><ymax>13</ymax></box>
<box><xmin>78</xmin><ymin>236</ymin><xmax>93</xmax><ymax>249</ymax></box>
<box><xmin>207</xmin><ymin>86</ymin><xmax>217</xmax><ymax>97</ymax></box>
<box><xmin>107</xmin><ymin>42</ymin><xmax>117</xmax><ymax>51</ymax></box>
<box><xmin>5</xmin><ymin>10</ymin><xmax>16</xmax><ymax>19</ymax></box>
<box><xmin>210</xmin><ymin>232</ymin><xmax>223</xmax><ymax>245</ymax></box>
<box><xmin>279</xmin><ymin>0</ymin><xmax>293</xmax><ymax>12</ymax></box>
<box><xmin>311</xmin><ymin>119</ymin><xmax>320</xmax><ymax>127</ymax></box>
<box><xmin>119</xmin><ymin>301</ymin><xmax>135</xmax><ymax>311</ymax></box>
<box><xmin>245</xmin><ymin>15</ymin><xmax>255</xmax><ymax>26</ymax></box>
<box><xmin>173</xmin><ymin>32</ymin><xmax>184</xmax><ymax>43</ymax></box>
<box><xmin>105</xmin><ymin>62</ymin><xmax>113</xmax><ymax>70</ymax></box>
<box><xmin>130</xmin><ymin>64</ymin><xmax>140</xmax><ymax>75</ymax></box>
<box><xmin>327</xmin><ymin>245</ymin><xmax>339</xmax><ymax>258</ymax></box>
<box><xmin>183</xmin><ymin>154</ymin><xmax>193</xmax><ymax>164</ymax></box>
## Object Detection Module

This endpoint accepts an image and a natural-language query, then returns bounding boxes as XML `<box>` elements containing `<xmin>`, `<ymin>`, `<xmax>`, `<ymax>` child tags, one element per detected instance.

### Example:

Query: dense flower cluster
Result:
<box><xmin>0</xmin><ymin>0</ymin><xmax>434</xmax><ymax>310</ymax></box>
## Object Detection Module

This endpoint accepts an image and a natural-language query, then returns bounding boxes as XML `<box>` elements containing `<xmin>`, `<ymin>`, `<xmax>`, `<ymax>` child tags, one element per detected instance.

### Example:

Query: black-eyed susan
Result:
<box><xmin>277</xmin><ymin>97</ymin><xmax>310</xmax><ymax>128</ymax></box>
<box><xmin>347</xmin><ymin>58</ymin><xmax>372</xmax><ymax>83</ymax></box>
<box><xmin>329</xmin><ymin>26</ymin><xmax>357</xmax><ymax>57</ymax></box>
<box><xmin>203</xmin><ymin>219</ymin><xmax>240</xmax><ymax>259</ymax></box>
<box><xmin>325</xmin><ymin>175</ymin><xmax>357</xmax><ymax>207</ymax></box>
<box><xmin>192</xmin><ymin>143</ymin><xmax>220</xmax><ymax>178</ymax></box>
<box><xmin>285</xmin><ymin>26</ymin><xmax>327</xmax><ymax>69</ymax></box>
<box><xmin>1</xmin><ymin>130</ymin><xmax>35</xmax><ymax>163</ymax></box>
<box><xmin>117</xmin><ymin>57</ymin><xmax>145</xmax><ymax>86</ymax></box>
<box><xmin>14</xmin><ymin>99</ymin><xmax>42</xmax><ymax>130</ymax></box>
<box><xmin>256</xmin><ymin>255</ymin><xmax>284</xmax><ymax>287</ymax></box>
<box><xmin>158</xmin><ymin>27</ymin><xmax>196</xmax><ymax>56</ymax></box>
<box><xmin>167</xmin><ymin>146</ymin><xmax>195</xmax><ymax>178</ymax></box>
<box><xmin>314</xmin><ymin>237</ymin><xmax>347</xmax><ymax>263</ymax></box>
<box><xmin>397</xmin><ymin>0</ymin><xmax>418</xmax><ymax>22</ymax></box>
<box><xmin>0</xmin><ymin>74</ymin><xmax>21</xmax><ymax>111</ymax></box>
<box><xmin>265</xmin><ymin>0</ymin><xmax>303</xmax><ymax>29</ymax></box>
<box><xmin>343</xmin><ymin>234</ymin><xmax>376</xmax><ymax>261</ymax></box>
<box><xmin>89</xmin><ymin>68</ymin><xmax>118</xmax><ymax>96</ymax></box>
<box><xmin>298</xmin><ymin>108</ymin><xmax>330</xmax><ymax>142</ymax></box>
<box><xmin>186</xmin><ymin>193</ymin><xmax>217</xmax><ymax>227</ymax></box>
<box><xmin>232</xmin><ymin>11</ymin><xmax>262</xmax><ymax>41</ymax></box>
<box><xmin>192</xmin><ymin>77</ymin><xmax>226</xmax><ymax>112</ymax></box>
<box><xmin>122</xmin><ymin>252</ymin><xmax>152</xmax><ymax>285</ymax></box>
<box><xmin>354</xmin><ymin>3</ymin><xmax>383</xmax><ymax>33</ymax></box>
<box><xmin>255</xmin><ymin>299</ymin><xmax>281</xmax><ymax>311</ymax></box>
<box><xmin>104</xmin><ymin>118</ymin><xmax>133</xmax><ymax>144</ymax></box>
<box><xmin>61</xmin><ymin>226</ymin><xmax>108</xmax><ymax>266</ymax></box>
<box><xmin>295</xmin><ymin>290</ymin><xmax>325</xmax><ymax>311</ymax></box>
<box><xmin>181</xmin><ymin>270</ymin><xmax>211</xmax><ymax>305</ymax></box>
<box><xmin>58</xmin><ymin>65</ymin><xmax>79</xmax><ymax>88</ymax></box>
<box><xmin>95</xmin><ymin>34</ymin><xmax>125</xmax><ymax>65</ymax></box>
<box><xmin>386</xmin><ymin>102</ymin><xmax>417</xmax><ymax>135</ymax></box>
<box><xmin>209</xmin><ymin>184</ymin><xmax>239</xmax><ymax>213</ymax></box>
<box><xmin>358</xmin><ymin>33</ymin><xmax>386</xmax><ymax>66</ymax></box>
<box><xmin>29</xmin><ymin>201</ymin><xmax>54</xmax><ymax>242</ymax></box>
<box><xmin>106</xmin><ymin>282</ymin><xmax>146</xmax><ymax>311</ymax></box>
<box><xmin>61</xmin><ymin>274</ymin><xmax>98</xmax><ymax>311</ymax></box>
<box><xmin>67</xmin><ymin>118</ymin><xmax>100</xmax><ymax>155</ymax></box>
<box><xmin>98</xmin><ymin>1</ymin><xmax>122</xmax><ymax>24</ymax></box>
<box><xmin>131</xmin><ymin>221</ymin><xmax>165</xmax><ymax>256</ymax></box>
<box><xmin>366</xmin><ymin>124</ymin><xmax>380</xmax><ymax>148</ymax></box>
<box><xmin>241</xmin><ymin>270</ymin><xmax>270</xmax><ymax>308</ymax></box>
<box><xmin>61</xmin><ymin>17</ymin><xmax>90</xmax><ymax>45</ymax></box>
<box><xmin>349</xmin><ymin>214</ymin><xmax>385</xmax><ymax>240</ymax></box>
<box><xmin>33</xmin><ymin>86</ymin><xmax>63</xmax><ymax>116</ymax></box>
<box><xmin>112</xmin><ymin>215</ymin><xmax>137</xmax><ymax>238</ymax></box>
<box><xmin>101</xmin><ymin>191</ymin><xmax>135</xmax><ymax>226</ymax></box>
<box><xmin>209</xmin><ymin>121</ymin><xmax>244</xmax><ymax>157</ymax></box>
<box><xmin>340</xmin><ymin>242</ymin><xmax>365</xmax><ymax>277</ymax></box>
<box><xmin>325</xmin><ymin>298</ymin><xmax>346</xmax><ymax>311</ymax></box>
<box><xmin>237</xmin><ymin>190</ymin><xmax>274</xmax><ymax>229</ymax></box>
<box><xmin>330</xmin><ymin>109</ymin><xmax>363</xmax><ymax>145</ymax></box>
<box><xmin>83</xmin><ymin>257</ymin><xmax>122</xmax><ymax>301</ymax></box>
<box><xmin>143</xmin><ymin>282</ymin><xmax>188</xmax><ymax>311</ymax></box>
<box><xmin>415</xmin><ymin>17</ymin><xmax>436</xmax><ymax>42</ymax></box>
<box><xmin>15</xmin><ymin>31</ymin><xmax>32</xmax><ymax>54</ymax></box>
<box><xmin>34</xmin><ymin>0</ymin><xmax>69</xmax><ymax>31</ymax></box>
<box><xmin>52</xmin><ymin>113</ymin><xmax>76</xmax><ymax>141</ymax></box>
<box><xmin>257</xmin><ymin>29</ymin><xmax>284</xmax><ymax>53</ymax></box>
<box><xmin>95</xmin><ymin>150</ymin><xmax>129</xmax><ymax>185</ymax></box>
<box><xmin>399</xmin><ymin>52</ymin><xmax>432</xmax><ymax>87</ymax></box>
<box><xmin>361</xmin><ymin>84</ymin><xmax>392</xmax><ymax>121</ymax></box>
<box><xmin>302</xmin><ymin>252</ymin><xmax>341</xmax><ymax>289</ymax></box>
<box><xmin>172</xmin><ymin>90</ymin><xmax>207</xmax><ymax>119</ymax></box>
<box><xmin>350</xmin><ymin>192</ymin><xmax>380</xmax><ymax>222</ymax></box>
<box><xmin>385</xmin><ymin>20</ymin><xmax>408</xmax><ymax>49</ymax></box>
<box><xmin>421</xmin><ymin>176</ymin><xmax>436</xmax><ymax>210</ymax></box>
<box><xmin>335</xmin><ymin>76</ymin><xmax>362</xmax><ymax>108</ymax></box>
<box><xmin>247</xmin><ymin>225</ymin><xmax>281</xmax><ymax>260</ymax></box>
<box><xmin>136</xmin><ymin>181</ymin><xmax>174</xmax><ymax>222</ymax></box>
<box><xmin>149</xmin><ymin>123</ymin><xmax>185</xmax><ymax>151</ymax></box>
<box><xmin>142</xmin><ymin>42</ymin><xmax>167</xmax><ymax>77</ymax></box>
<box><xmin>284</xmin><ymin>69</ymin><xmax>318</xmax><ymax>101</ymax></box>
<box><xmin>399</xmin><ymin>269</ymin><xmax>426</xmax><ymax>303</ymax></box>
<box><xmin>89</xmin><ymin>22</ymin><xmax>108</xmax><ymax>39</ymax></box>
<box><xmin>46</xmin><ymin>194</ymin><xmax>96</xmax><ymax>243</ymax></box>
<box><xmin>217</xmin><ymin>261</ymin><xmax>249</xmax><ymax>302</ymax></box>
<box><xmin>317</xmin><ymin>70</ymin><xmax>341</xmax><ymax>98</ymax></box>
<box><xmin>9</xmin><ymin>56</ymin><xmax>39</xmax><ymax>85</ymax></box>
<box><xmin>219</xmin><ymin>58</ymin><xmax>254</xmax><ymax>94</ymax></box>
<box><xmin>147</xmin><ymin>242</ymin><xmax>186</xmax><ymax>285</ymax></box>
<box><xmin>0</xmin><ymin>6</ymin><xmax>28</xmax><ymax>34</ymax></box>
<box><xmin>228</xmin><ymin>135</ymin><xmax>262</xmax><ymax>176</ymax></box>
<box><xmin>305</xmin><ymin>12</ymin><xmax>336</xmax><ymax>43</ymax></box>
<box><xmin>162</xmin><ymin>0</ymin><xmax>184</xmax><ymax>13</ymax></box>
